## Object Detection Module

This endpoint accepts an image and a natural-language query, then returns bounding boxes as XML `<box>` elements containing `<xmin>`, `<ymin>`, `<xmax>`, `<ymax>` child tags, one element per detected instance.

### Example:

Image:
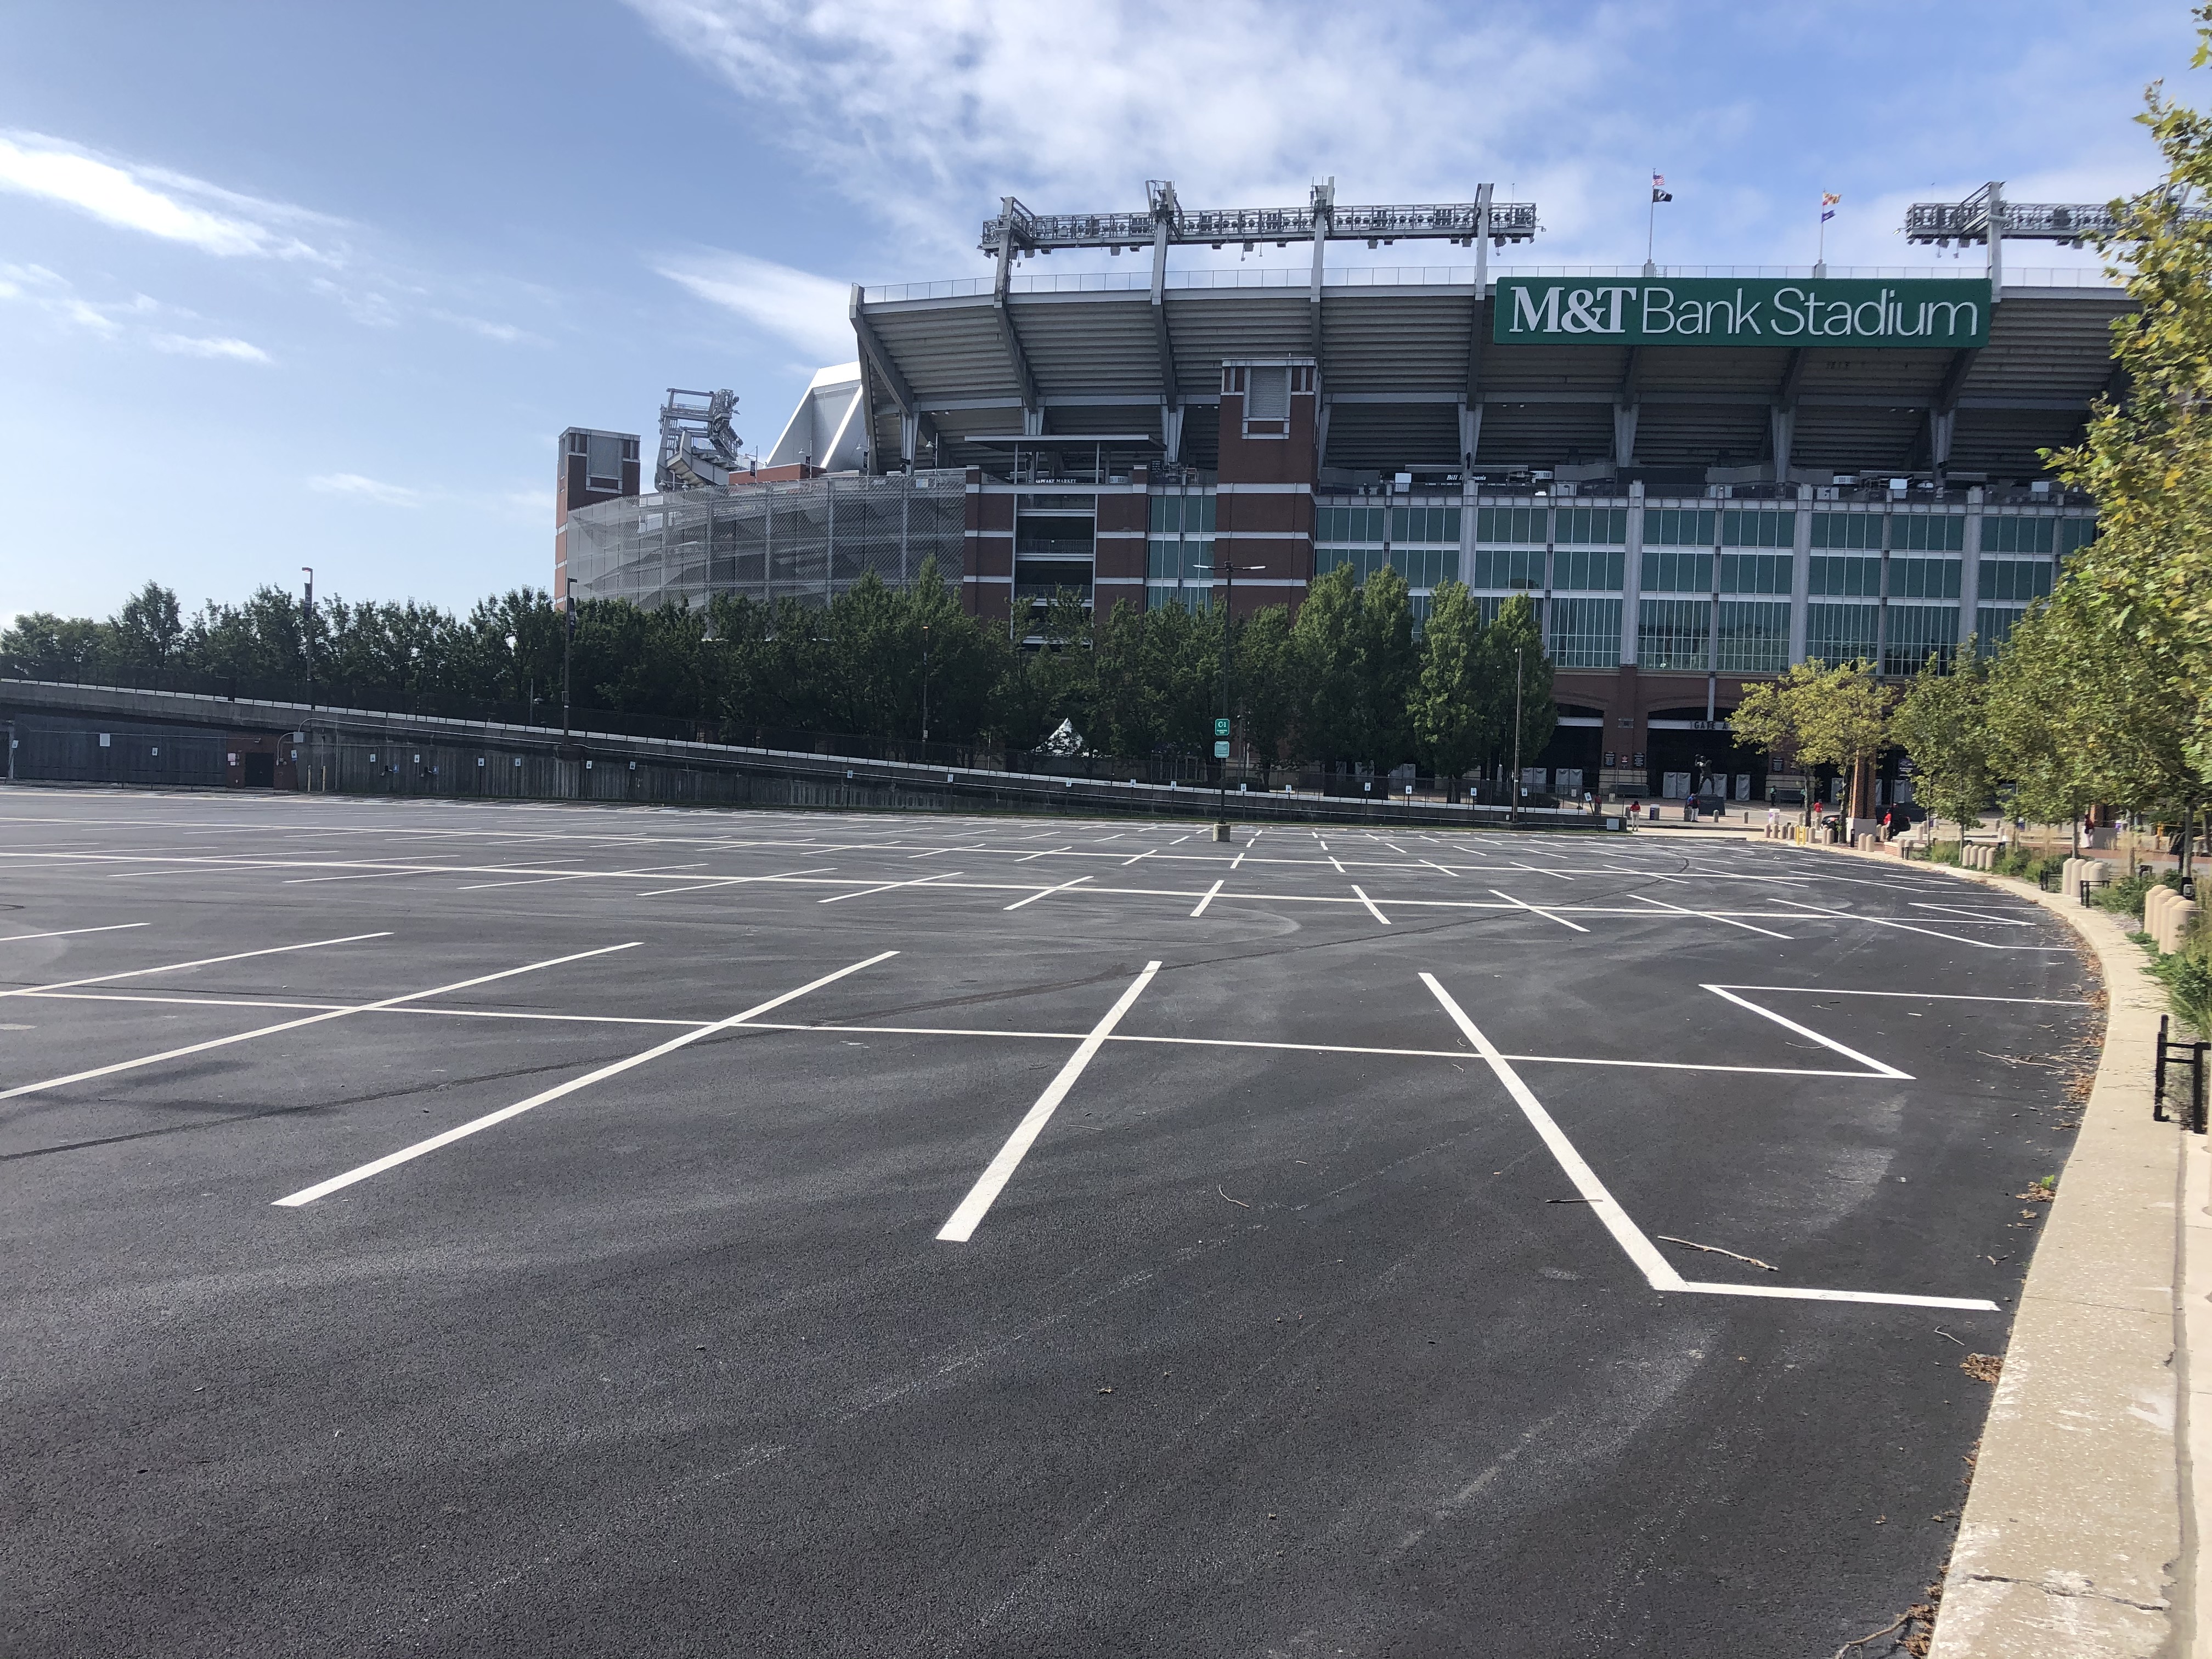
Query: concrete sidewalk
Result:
<box><xmin>1817</xmin><ymin>848</ymin><xmax>2198</xmax><ymax>1658</ymax></box>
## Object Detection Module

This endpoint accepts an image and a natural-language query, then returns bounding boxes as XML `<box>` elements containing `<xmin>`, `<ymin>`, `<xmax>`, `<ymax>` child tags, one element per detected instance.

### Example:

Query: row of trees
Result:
<box><xmin>2</xmin><ymin>561</ymin><xmax>1557</xmax><ymax>789</ymax></box>
<box><xmin>1767</xmin><ymin>31</ymin><xmax>2212</xmax><ymax>878</ymax></box>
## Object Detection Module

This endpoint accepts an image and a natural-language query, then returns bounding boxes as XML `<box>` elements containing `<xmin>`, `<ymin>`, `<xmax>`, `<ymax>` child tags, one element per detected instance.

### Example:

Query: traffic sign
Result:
<box><xmin>1213</xmin><ymin>740</ymin><xmax>1231</xmax><ymax>758</ymax></box>
<box><xmin>1214</xmin><ymin>718</ymin><xmax>1231</xmax><ymax>737</ymax></box>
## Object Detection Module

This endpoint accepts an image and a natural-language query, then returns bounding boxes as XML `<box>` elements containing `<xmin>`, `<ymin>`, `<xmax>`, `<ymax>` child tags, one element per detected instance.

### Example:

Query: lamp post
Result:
<box><xmin>301</xmin><ymin>567</ymin><xmax>314</xmax><ymax>712</ymax></box>
<box><xmin>1216</xmin><ymin>558</ymin><xmax>1263</xmax><ymax>834</ymax></box>
<box><xmin>1509</xmin><ymin>645</ymin><xmax>1524</xmax><ymax>826</ymax></box>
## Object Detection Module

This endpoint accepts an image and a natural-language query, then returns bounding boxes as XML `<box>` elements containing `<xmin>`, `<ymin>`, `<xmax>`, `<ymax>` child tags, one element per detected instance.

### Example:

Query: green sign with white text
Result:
<box><xmin>1492</xmin><ymin>276</ymin><xmax>1991</xmax><ymax>348</ymax></box>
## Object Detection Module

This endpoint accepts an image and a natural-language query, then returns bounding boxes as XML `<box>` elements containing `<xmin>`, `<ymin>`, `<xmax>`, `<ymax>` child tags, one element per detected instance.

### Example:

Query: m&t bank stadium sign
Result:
<box><xmin>1493</xmin><ymin>276</ymin><xmax>1991</xmax><ymax>348</ymax></box>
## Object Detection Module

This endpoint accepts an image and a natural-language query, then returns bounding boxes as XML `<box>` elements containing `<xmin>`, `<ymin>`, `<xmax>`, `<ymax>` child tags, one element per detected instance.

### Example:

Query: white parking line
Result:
<box><xmin>1630</xmin><ymin>891</ymin><xmax>1792</xmax><ymax>940</ymax></box>
<box><xmin>821</xmin><ymin>872</ymin><xmax>964</xmax><ymax>905</ymax></box>
<box><xmin>0</xmin><ymin>923</ymin><xmax>149</xmax><ymax>945</ymax></box>
<box><xmin>1005</xmin><ymin>875</ymin><xmax>1093</xmax><ymax>912</ymax></box>
<box><xmin>936</xmin><ymin>961</ymin><xmax>1161</xmax><ymax>1242</ymax></box>
<box><xmin>1</xmin><ymin>943</ymin><xmax>639</xmax><ymax>1102</ymax></box>
<box><xmin>1190</xmin><ymin>879</ymin><xmax>1225</xmax><ymax>918</ymax></box>
<box><xmin>1419</xmin><ymin>974</ymin><xmax>1994</xmax><ymax>1312</ymax></box>
<box><xmin>0</xmin><ymin>933</ymin><xmax>388</xmax><ymax>1002</ymax></box>
<box><xmin>1700</xmin><ymin>985</ymin><xmax>1911</xmax><ymax>1079</ymax></box>
<box><xmin>273</xmin><ymin>950</ymin><xmax>899</xmax><ymax>1206</ymax></box>
<box><xmin>1351</xmin><ymin>885</ymin><xmax>1391</xmax><ymax>926</ymax></box>
<box><xmin>636</xmin><ymin>866</ymin><xmax>834</xmax><ymax>897</ymax></box>
<box><xmin>1487</xmin><ymin>889</ymin><xmax>1588</xmax><ymax>933</ymax></box>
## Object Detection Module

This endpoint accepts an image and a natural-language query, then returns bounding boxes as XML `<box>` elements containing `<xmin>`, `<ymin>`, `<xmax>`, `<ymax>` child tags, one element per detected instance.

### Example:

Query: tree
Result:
<box><xmin>1794</xmin><ymin>659</ymin><xmax>1893</xmax><ymax>823</ymax></box>
<box><xmin>111</xmin><ymin>583</ymin><xmax>183</xmax><ymax>667</ymax></box>
<box><xmin>1</xmin><ymin>612</ymin><xmax>107</xmax><ymax>675</ymax></box>
<box><xmin>1482</xmin><ymin>594</ymin><xmax>1555</xmax><ymax>793</ymax></box>
<box><xmin>1235</xmin><ymin>604</ymin><xmax>1299</xmax><ymax>785</ymax></box>
<box><xmin>1352</xmin><ymin>565</ymin><xmax>1419</xmax><ymax>774</ymax></box>
<box><xmin>1289</xmin><ymin>564</ymin><xmax>1363</xmax><ymax>768</ymax></box>
<box><xmin>1731</xmin><ymin>667</ymin><xmax>1813</xmax><ymax>823</ymax></box>
<box><xmin>1409</xmin><ymin>581</ymin><xmax>1486</xmax><ymax>800</ymax></box>
<box><xmin>2040</xmin><ymin>9</ymin><xmax>2212</xmax><ymax>849</ymax></box>
<box><xmin>1892</xmin><ymin>645</ymin><xmax>1995</xmax><ymax>844</ymax></box>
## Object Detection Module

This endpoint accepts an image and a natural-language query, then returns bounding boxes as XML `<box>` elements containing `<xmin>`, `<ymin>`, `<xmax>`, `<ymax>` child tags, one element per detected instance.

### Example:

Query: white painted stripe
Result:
<box><xmin>1190</xmin><ymin>878</ymin><xmax>1225</xmax><ymax>917</ymax></box>
<box><xmin>1017</xmin><ymin>845</ymin><xmax>1073</xmax><ymax>862</ymax></box>
<box><xmin>1675</xmin><ymin>1279</ymin><xmax>1999</xmax><ymax>1311</ymax></box>
<box><xmin>636</xmin><ymin>866</ymin><xmax>833</xmax><ymax>897</ymax></box>
<box><xmin>1420</xmin><ymin>974</ymin><xmax>1685</xmax><ymax>1290</ymax></box>
<box><xmin>1630</xmin><ymin>891</ymin><xmax>1792</xmax><ymax>940</ymax></box>
<box><xmin>1351</xmin><ymin>885</ymin><xmax>1391</xmax><ymax>926</ymax></box>
<box><xmin>1423</xmin><ymin>974</ymin><xmax>1994</xmax><ymax>1310</ymax></box>
<box><xmin>1700</xmin><ymin>985</ymin><xmax>1911</xmax><ymax>1079</ymax></box>
<box><xmin>1230</xmin><ymin>847</ymin><xmax>1249</xmax><ymax>870</ymax></box>
<box><xmin>1421</xmin><ymin>860</ymin><xmax>1460</xmax><ymax>878</ymax></box>
<box><xmin>0</xmin><ymin>923</ymin><xmax>148</xmax><ymax>945</ymax></box>
<box><xmin>1005</xmin><ymin>874</ymin><xmax>1093</xmax><ymax>912</ymax></box>
<box><xmin>821</xmin><ymin>872</ymin><xmax>963</xmax><ymax>905</ymax></box>
<box><xmin>1486</xmin><ymin>888</ymin><xmax>1588</xmax><ymax>933</ymax></box>
<box><xmin>1</xmin><ymin>943</ymin><xmax>639</xmax><ymax>1102</ymax></box>
<box><xmin>1327</xmin><ymin>855</ymin><xmax>1346</xmax><ymax>873</ymax></box>
<box><xmin>936</xmin><ymin>961</ymin><xmax>1161</xmax><ymax>1242</ymax></box>
<box><xmin>1711</xmin><ymin>985</ymin><xmax>2085</xmax><ymax>1005</ymax></box>
<box><xmin>0</xmin><ymin>933</ymin><xmax>388</xmax><ymax>1002</ymax></box>
<box><xmin>273</xmin><ymin>950</ymin><xmax>898</xmax><ymax>1206</ymax></box>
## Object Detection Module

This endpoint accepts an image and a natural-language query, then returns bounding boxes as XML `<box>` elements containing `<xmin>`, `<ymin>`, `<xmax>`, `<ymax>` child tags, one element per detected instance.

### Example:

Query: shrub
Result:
<box><xmin>2094</xmin><ymin>872</ymin><xmax>2162</xmax><ymax>919</ymax></box>
<box><xmin>1927</xmin><ymin>840</ymin><xmax>1963</xmax><ymax>866</ymax></box>
<box><xmin>2151</xmin><ymin>923</ymin><xmax>2212</xmax><ymax>1036</ymax></box>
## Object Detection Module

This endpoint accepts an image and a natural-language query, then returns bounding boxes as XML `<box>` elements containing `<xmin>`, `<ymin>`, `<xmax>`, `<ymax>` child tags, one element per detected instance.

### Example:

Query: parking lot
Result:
<box><xmin>0</xmin><ymin>791</ymin><xmax>2095</xmax><ymax>1656</ymax></box>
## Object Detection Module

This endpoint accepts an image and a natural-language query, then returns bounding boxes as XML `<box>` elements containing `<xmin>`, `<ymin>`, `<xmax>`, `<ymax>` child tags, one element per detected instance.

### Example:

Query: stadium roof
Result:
<box><xmin>851</xmin><ymin>265</ymin><xmax>2130</xmax><ymax>480</ymax></box>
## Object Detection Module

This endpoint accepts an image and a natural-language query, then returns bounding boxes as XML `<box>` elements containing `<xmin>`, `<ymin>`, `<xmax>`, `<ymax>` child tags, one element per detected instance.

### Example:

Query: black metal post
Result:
<box><xmin>1509</xmin><ymin>646</ymin><xmax>1523</xmax><ymax>827</ymax></box>
<box><xmin>301</xmin><ymin>566</ymin><xmax>315</xmax><ymax>712</ymax></box>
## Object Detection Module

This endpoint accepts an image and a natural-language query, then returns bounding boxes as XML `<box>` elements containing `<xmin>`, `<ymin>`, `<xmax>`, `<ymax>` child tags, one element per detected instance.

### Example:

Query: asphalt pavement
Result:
<box><xmin>0</xmin><ymin>789</ymin><xmax>2096</xmax><ymax>1657</ymax></box>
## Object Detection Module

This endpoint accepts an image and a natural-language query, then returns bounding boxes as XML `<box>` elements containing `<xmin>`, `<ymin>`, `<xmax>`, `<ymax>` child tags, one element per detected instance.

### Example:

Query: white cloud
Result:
<box><xmin>428</xmin><ymin>308</ymin><xmax>537</xmax><ymax>345</ymax></box>
<box><xmin>657</xmin><ymin>251</ymin><xmax>854</xmax><ymax>359</ymax></box>
<box><xmin>625</xmin><ymin>0</ymin><xmax>2196</xmax><ymax>274</ymax></box>
<box><xmin>308</xmin><ymin>472</ymin><xmax>422</xmax><ymax>506</ymax></box>
<box><xmin>0</xmin><ymin>132</ymin><xmax>338</xmax><ymax>262</ymax></box>
<box><xmin>626</xmin><ymin>0</ymin><xmax>1633</xmax><ymax>268</ymax></box>
<box><xmin>150</xmin><ymin>332</ymin><xmax>271</xmax><ymax>362</ymax></box>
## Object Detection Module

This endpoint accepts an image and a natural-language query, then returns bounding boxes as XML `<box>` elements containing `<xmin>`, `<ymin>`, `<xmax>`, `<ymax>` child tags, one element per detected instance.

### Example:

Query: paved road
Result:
<box><xmin>0</xmin><ymin>791</ymin><xmax>2095</xmax><ymax>1656</ymax></box>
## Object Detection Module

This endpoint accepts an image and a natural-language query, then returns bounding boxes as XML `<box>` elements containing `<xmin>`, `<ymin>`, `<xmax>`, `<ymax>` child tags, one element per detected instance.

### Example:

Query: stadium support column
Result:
<box><xmin>990</xmin><ymin>198</ymin><xmax>1043</xmax><ymax>436</ymax></box>
<box><xmin>1152</xmin><ymin>212</ymin><xmax>1182</xmax><ymax>461</ymax></box>
<box><xmin>1613</xmin><ymin>347</ymin><xmax>1641</xmax><ymax>469</ymax></box>
<box><xmin>1928</xmin><ymin>347</ymin><xmax>1977</xmax><ymax>479</ymax></box>
<box><xmin>1772</xmin><ymin>348</ymin><xmax>1805</xmax><ymax>481</ymax></box>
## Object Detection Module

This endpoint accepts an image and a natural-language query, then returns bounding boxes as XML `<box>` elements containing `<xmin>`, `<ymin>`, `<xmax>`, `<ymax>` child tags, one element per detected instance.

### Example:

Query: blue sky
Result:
<box><xmin>0</xmin><ymin>0</ymin><xmax>2196</xmax><ymax>628</ymax></box>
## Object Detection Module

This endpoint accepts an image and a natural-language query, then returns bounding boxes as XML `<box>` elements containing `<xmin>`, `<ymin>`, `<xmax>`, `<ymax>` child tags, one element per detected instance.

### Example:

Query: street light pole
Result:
<box><xmin>1509</xmin><ymin>645</ymin><xmax>1524</xmax><ymax>826</ymax></box>
<box><xmin>921</xmin><ymin>622</ymin><xmax>932</xmax><ymax>748</ymax></box>
<box><xmin>301</xmin><ymin>567</ymin><xmax>315</xmax><ymax>712</ymax></box>
<box><xmin>1215</xmin><ymin>558</ymin><xmax>1263</xmax><ymax>835</ymax></box>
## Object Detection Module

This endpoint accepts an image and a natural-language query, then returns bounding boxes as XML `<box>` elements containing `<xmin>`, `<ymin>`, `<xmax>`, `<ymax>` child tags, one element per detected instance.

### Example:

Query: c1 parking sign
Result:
<box><xmin>1214</xmin><ymin>718</ymin><xmax>1232</xmax><ymax>737</ymax></box>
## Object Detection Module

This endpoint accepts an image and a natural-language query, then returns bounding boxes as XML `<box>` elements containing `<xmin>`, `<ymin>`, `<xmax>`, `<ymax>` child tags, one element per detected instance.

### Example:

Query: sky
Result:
<box><xmin>0</xmin><ymin>0</ymin><xmax>2198</xmax><ymax>629</ymax></box>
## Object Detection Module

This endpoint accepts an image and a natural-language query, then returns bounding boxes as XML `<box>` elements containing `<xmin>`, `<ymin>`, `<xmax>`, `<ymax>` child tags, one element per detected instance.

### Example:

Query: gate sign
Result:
<box><xmin>1493</xmin><ymin>276</ymin><xmax>1991</xmax><ymax>348</ymax></box>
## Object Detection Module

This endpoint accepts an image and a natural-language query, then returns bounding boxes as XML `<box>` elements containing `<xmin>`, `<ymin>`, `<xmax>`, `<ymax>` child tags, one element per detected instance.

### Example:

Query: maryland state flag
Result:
<box><xmin>1651</xmin><ymin>171</ymin><xmax>1673</xmax><ymax>204</ymax></box>
<box><xmin>1821</xmin><ymin>191</ymin><xmax>1841</xmax><ymax>223</ymax></box>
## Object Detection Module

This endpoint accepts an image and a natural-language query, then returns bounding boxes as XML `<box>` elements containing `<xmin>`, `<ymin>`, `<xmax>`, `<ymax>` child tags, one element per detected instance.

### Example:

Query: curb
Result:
<box><xmin>1812</xmin><ymin>849</ymin><xmax>2190</xmax><ymax>1657</ymax></box>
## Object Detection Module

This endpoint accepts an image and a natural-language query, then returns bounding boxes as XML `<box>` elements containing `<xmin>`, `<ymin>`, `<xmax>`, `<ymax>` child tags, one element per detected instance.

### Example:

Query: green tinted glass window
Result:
<box><xmin>1716</xmin><ymin>600</ymin><xmax>1791</xmax><ymax>672</ymax></box>
<box><xmin>1884</xmin><ymin>604</ymin><xmax>1960</xmax><ymax>675</ymax></box>
<box><xmin>1555</xmin><ymin>507</ymin><xmax>1628</xmax><ymax>545</ymax></box>
<box><xmin>1554</xmin><ymin>548</ymin><xmax>1625</xmax><ymax>590</ymax></box>
<box><xmin>1637</xmin><ymin>598</ymin><xmax>1711</xmax><ymax>670</ymax></box>
<box><xmin>1718</xmin><ymin>552</ymin><xmax>1791</xmax><ymax>594</ymax></box>
<box><xmin>1889</xmin><ymin>557</ymin><xmax>1961</xmax><ymax>599</ymax></box>
<box><xmin>1809</xmin><ymin>512</ymin><xmax>1881</xmax><ymax>550</ymax></box>
<box><xmin>1720</xmin><ymin>510</ymin><xmax>1794</xmax><ymax>548</ymax></box>
<box><xmin>1468</xmin><ymin>548</ymin><xmax>1544</xmax><ymax>589</ymax></box>
<box><xmin>1808</xmin><ymin>555</ymin><xmax>1881</xmax><ymax>596</ymax></box>
<box><xmin>1644</xmin><ymin>509</ymin><xmax>1717</xmax><ymax>546</ymax></box>
<box><xmin>1893</xmin><ymin>514</ymin><xmax>1965</xmax><ymax>551</ymax></box>
<box><xmin>1805</xmin><ymin>603</ymin><xmax>1879</xmax><ymax>664</ymax></box>
<box><xmin>1475</xmin><ymin>506</ymin><xmax>1546</xmax><ymax>544</ymax></box>
<box><xmin>1640</xmin><ymin>548</ymin><xmax>1712</xmax><ymax>592</ymax></box>
<box><xmin>1549</xmin><ymin>597</ymin><xmax>1622</xmax><ymax>668</ymax></box>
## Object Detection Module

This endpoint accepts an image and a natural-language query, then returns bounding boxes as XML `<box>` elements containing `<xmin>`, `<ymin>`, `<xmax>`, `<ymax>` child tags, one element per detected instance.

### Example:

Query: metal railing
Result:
<box><xmin>2156</xmin><ymin>1014</ymin><xmax>2209</xmax><ymax>1132</ymax></box>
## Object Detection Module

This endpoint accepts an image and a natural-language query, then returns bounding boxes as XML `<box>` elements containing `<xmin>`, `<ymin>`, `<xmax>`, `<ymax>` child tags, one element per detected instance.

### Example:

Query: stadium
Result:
<box><xmin>562</xmin><ymin>180</ymin><xmax>2123</xmax><ymax>803</ymax></box>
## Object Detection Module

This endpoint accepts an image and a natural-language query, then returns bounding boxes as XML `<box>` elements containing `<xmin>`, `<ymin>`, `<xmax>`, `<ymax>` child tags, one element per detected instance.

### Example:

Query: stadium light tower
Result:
<box><xmin>1903</xmin><ymin>181</ymin><xmax>2209</xmax><ymax>289</ymax></box>
<box><xmin>983</xmin><ymin>180</ymin><xmax>1539</xmax><ymax>300</ymax></box>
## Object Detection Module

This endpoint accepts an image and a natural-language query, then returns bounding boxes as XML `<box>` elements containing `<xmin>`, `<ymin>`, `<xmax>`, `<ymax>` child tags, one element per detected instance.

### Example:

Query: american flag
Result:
<box><xmin>1651</xmin><ymin>171</ymin><xmax>1672</xmax><ymax>204</ymax></box>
